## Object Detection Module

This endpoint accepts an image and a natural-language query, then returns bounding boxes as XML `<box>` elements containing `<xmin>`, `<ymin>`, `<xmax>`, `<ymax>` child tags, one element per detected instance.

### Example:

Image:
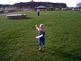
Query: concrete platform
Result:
<box><xmin>6</xmin><ymin>14</ymin><xmax>27</xmax><ymax>19</ymax></box>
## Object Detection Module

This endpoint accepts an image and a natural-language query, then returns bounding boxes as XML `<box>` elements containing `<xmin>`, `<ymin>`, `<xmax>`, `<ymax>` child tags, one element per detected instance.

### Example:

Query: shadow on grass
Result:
<box><xmin>46</xmin><ymin>47</ymin><xmax>81</xmax><ymax>61</ymax></box>
<box><xmin>55</xmin><ymin>50</ymin><xmax>81</xmax><ymax>61</ymax></box>
<box><xmin>7</xmin><ymin>17</ymin><xmax>32</xmax><ymax>20</ymax></box>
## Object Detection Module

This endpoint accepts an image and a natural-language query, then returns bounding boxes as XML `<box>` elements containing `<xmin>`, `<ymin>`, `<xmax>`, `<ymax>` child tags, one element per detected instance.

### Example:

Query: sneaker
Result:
<box><xmin>38</xmin><ymin>47</ymin><xmax>42</xmax><ymax>51</ymax></box>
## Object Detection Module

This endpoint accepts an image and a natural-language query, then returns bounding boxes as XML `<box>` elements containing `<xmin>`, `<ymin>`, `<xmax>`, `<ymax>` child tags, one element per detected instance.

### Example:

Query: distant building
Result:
<box><xmin>0</xmin><ymin>2</ymin><xmax>67</xmax><ymax>11</ymax></box>
<box><xmin>0</xmin><ymin>4</ymin><xmax>17</xmax><ymax>13</ymax></box>
<box><xmin>14</xmin><ymin>2</ymin><xmax>67</xmax><ymax>9</ymax></box>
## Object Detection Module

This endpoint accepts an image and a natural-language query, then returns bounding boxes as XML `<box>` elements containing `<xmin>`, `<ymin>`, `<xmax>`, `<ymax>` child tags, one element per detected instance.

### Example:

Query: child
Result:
<box><xmin>36</xmin><ymin>9</ymin><xmax>40</xmax><ymax>16</ymax></box>
<box><xmin>35</xmin><ymin>24</ymin><xmax>45</xmax><ymax>51</ymax></box>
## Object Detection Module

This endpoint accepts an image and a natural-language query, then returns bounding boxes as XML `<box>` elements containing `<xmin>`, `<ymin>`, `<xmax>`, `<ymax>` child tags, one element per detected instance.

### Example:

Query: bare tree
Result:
<box><xmin>77</xmin><ymin>2</ymin><xmax>81</xmax><ymax>7</ymax></box>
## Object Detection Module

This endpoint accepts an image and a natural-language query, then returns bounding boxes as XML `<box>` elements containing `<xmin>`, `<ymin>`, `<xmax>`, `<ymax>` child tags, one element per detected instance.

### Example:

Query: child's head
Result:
<box><xmin>39</xmin><ymin>24</ymin><xmax>45</xmax><ymax>31</ymax></box>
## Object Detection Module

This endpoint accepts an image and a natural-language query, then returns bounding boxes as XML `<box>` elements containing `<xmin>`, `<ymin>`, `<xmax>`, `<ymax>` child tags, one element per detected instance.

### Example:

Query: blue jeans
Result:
<box><xmin>38</xmin><ymin>39</ymin><xmax>45</xmax><ymax>46</ymax></box>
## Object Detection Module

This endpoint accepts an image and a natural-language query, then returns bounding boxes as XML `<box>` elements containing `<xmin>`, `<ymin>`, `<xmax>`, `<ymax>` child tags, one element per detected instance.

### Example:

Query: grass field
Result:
<box><xmin>0</xmin><ymin>11</ymin><xmax>81</xmax><ymax>61</ymax></box>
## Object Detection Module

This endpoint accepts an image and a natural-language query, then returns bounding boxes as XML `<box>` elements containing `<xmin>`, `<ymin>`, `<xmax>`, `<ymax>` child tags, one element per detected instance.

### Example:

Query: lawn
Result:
<box><xmin>0</xmin><ymin>11</ymin><xmax>81</xmax><ymax>61</ymax></box>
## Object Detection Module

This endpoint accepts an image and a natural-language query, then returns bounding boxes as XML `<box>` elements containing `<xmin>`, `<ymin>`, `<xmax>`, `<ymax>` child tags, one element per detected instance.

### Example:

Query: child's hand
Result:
<box><xmin>35</xmin><ymin>24</ymin><xmax>37</xmax><ymax>27</ymax></box>
<box><xmin>35</xmin><ymin>24</ymin><xmax>39</xmax><ymax>31</ymax></box>
<box><xmin>36</xmin><ymin>36</ymin><xmax>39</xmax><ymax>39</ymax></box>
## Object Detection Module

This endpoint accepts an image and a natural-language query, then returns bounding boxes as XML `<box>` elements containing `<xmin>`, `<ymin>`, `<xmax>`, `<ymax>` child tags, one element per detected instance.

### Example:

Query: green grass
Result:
<box><xmin>0</xmin><ymin>11</ymin><xmax>81</xmax><ymax>61</ymax></box>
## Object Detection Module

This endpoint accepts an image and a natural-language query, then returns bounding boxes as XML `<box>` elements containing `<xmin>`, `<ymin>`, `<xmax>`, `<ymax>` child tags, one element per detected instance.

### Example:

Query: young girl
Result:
<box><xmin>35</xmin><ymin>24</ymin><xmax>45</xmax><ymax>51</ymax></box>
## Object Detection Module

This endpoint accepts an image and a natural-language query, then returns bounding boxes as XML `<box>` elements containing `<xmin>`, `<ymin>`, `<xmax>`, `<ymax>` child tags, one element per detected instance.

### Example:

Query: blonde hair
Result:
<box><xmin>39</xmin><ymin>24</ymin><xmax>45</xmax><ymax>31</ymax></box>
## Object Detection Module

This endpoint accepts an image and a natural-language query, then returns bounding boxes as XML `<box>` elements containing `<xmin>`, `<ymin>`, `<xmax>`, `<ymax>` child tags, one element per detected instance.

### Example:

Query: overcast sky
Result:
<box><xmin>0</xmin><ymin>0</ymin><xmax>81</xmax><ymax>7</ymax></box>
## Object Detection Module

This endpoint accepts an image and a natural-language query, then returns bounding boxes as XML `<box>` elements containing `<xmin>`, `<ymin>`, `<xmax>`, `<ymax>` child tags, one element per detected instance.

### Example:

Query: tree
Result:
<box><xmin>77</xmin><ymin>2</ymin><xmax>81</xmax><ymax>7</ymax></box>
